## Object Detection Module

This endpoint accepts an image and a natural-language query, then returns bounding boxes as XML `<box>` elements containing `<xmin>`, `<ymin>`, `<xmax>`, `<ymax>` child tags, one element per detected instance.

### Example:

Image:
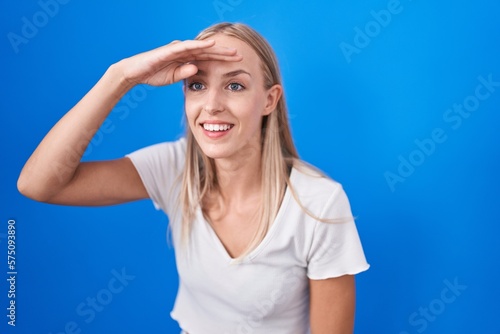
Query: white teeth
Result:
<box><xmin>203</xmin><ymin>123</ymin><xmax>232</xmax><ymax>132</ymax></box>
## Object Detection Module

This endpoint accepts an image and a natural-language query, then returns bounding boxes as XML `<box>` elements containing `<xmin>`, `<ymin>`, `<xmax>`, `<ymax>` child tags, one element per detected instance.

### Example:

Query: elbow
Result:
<box><xmin>17</xmin><ymin>172</ymin><xmax>53</xmax><ymax>203</ymax></box>
<box><xmin>17</xmin><ymin>172</ymin><xmax>30</xmax><ymax>197</ymax></box>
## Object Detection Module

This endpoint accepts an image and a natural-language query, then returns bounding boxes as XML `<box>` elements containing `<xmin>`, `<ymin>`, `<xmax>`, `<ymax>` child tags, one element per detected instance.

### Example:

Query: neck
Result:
<box><xmin>213</xmin><ymin>141</ymin><xmax>262</xmax><ymax>205</ymax></box>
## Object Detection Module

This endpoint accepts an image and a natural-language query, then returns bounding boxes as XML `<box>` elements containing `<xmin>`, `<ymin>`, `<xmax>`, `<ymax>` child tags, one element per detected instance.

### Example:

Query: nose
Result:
<box><xmin>203</xmin><ymin>89</ymin><xmax>225</xmax><ymax>115</ymax></box>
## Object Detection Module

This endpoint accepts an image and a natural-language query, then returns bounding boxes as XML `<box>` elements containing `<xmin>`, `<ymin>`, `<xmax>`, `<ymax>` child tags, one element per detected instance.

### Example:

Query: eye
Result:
<box><xmin>227</xmin><ymin>82</ymin><xmax>245</xmax><ymax>91</ymax></box>
<box><xmin>188</xmin><ymin>82</ymin><xmax>205</xmax><ymax>91</ymax></box>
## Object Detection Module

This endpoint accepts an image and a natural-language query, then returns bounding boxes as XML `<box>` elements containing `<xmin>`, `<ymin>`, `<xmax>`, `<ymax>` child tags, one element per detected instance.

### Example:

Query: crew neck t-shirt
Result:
<box><xmin>126</xmin><ymin>138</ymin><xmax>369</xmax><ymax>334</ymax></box>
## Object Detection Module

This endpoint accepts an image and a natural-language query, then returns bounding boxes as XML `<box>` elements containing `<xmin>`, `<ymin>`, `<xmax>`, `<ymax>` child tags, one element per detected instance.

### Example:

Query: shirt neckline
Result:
<box><xmin>197</xmin><ymin>168</ymin><xmax>295</xmax><ymax>264</ymax></box>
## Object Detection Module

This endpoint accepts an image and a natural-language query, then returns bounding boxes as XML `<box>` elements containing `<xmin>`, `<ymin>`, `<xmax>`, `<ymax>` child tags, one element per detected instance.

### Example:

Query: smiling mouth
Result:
<box><xmin>202</xmin><ymin>123</ymin><xmax>234</xmax><ymax>132</ymax></box>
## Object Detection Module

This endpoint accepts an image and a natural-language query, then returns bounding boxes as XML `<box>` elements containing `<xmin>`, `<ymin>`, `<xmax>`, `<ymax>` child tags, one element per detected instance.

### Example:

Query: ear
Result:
<box><xmin>262</xmin><ymin>84</ymin><xmax>283</xmax><ymax>116</ymax></box>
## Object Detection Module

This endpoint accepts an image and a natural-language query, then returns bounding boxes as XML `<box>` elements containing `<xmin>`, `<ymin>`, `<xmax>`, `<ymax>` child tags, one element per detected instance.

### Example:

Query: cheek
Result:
<box><xmin>241</xmin><ymin>99</ymin><xmax>266</xmax><ymax>124</ymax></box>
<box><xmin>184</xmin><ymin>99</ymin><xmax>199</xmax><ymax>124</ymax></box>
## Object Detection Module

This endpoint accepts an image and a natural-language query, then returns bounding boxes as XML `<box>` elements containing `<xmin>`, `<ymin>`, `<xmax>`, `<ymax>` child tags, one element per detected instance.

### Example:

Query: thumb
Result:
<box><xmin>174</xmin><ymin>63</ymin><xmax>198</xmax><ymax>82</ymax></box>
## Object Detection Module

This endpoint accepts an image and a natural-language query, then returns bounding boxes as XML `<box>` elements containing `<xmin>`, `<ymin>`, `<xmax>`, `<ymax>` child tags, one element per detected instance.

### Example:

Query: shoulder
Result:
<box><xmin>126</xmin><ymin>137</ymin><xmax>186</xmax><ymax>171</ymax></box>
<box><xmin>289</xmin><ymin>162</ymin><xmax>350</xmax><ymax>219</ymax></box>
<box><xmin>124</xmin><ymin>138</ymin><xmax>186</xmax><ymax>213</ymax></box>
<box><xmin>127</xmin><ymin>137</ymin><xmax>186</xmax><ymax>158</ymax></box>
<box><xmin>290</xmin><ymin>162</ymin><xmax>344</xmax><ymax>201</ymax></box>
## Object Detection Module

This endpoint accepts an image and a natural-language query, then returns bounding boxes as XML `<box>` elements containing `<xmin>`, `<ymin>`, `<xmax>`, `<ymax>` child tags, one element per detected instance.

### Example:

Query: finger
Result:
<box><xmin>172</xmin><ymin>63</ymin><xmax>198</xmax><ymax>82</ymax></box>
<box><xmin>171</xmin><ymin>42</ymin><xmax>243</xmax><ymax>62</ymax></box>
<box><xmin>149</xmin><ymin>40</ymin><xmax>234</xmax><ymax>65</ymax></box>
<box><xmin>154</xmin><ymin>48</ymin><xmax>241</xmax><ymax>68</ymax></box>
<box><xmin>160</xmin><ymin>39</ymin><xmax>215</xmax><ymax>54</ymax></box>
<box><xmin>188</xmin><ymin>53</ymin><xmax>243</xmax><ymax>62</ymax></box>
<box><xmin>167</xmin><ymin>39</ymin><xmax>238</xmax><ymax>57</ymax></box>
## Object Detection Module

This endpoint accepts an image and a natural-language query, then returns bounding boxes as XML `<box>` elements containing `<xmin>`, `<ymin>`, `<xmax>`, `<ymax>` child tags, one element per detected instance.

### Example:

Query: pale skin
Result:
<box><xmin>18</xmin><ymin>35</ymin><xmax>355</xmax><ymax>333</ymax></box>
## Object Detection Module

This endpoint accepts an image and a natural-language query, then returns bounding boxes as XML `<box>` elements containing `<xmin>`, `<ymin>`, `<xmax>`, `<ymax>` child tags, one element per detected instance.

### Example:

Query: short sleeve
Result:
<box><xmin>125</xmin><ymin>138</ymin><xmax>186</xmax><ymax>215</ymax></box>
<box><xmin>306</xmin><ymin>184</ymin><xmax>370</xmax><ymax>279</ymax></box>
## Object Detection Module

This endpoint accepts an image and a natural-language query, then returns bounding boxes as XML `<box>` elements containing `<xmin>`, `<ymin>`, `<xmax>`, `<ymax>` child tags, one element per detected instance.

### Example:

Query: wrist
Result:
<box><xmin>106</xmin><ymin>60</ymin><xmax>136</xmax><ymax>95</ymax></box>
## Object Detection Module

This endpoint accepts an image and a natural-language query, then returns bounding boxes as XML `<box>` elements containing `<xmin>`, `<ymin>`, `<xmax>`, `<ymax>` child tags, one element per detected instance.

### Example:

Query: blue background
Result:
<box><xmin>2</xmin><ymin>0</ymin><xmax>500</xmax><ymax>333</ymax></box>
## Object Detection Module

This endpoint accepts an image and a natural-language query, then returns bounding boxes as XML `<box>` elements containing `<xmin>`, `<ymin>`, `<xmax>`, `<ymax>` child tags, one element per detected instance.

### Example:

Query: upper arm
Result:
<box><xmin>42</xmin><ymin>157</ymin><xmax>149</xmax><ymax>206</ymax></box>
<box><xmin>309</xmin><ymin>274</ymin><xmax>356</xmax><ymax>334</ymax></box>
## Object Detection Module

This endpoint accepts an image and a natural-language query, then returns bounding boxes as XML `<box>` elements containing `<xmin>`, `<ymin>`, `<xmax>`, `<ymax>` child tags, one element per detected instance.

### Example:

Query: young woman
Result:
<box><xmin>18</xmin><ymin>23</ymin><xmax>369</xmax><ymax>334</ymax></box>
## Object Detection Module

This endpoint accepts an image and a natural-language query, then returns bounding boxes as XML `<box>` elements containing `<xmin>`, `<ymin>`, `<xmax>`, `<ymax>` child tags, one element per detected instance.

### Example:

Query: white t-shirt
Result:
<box><xmin>126</xmin><ymin>138</ymin><xmax>369</xmax><ymax>334</ymax></box>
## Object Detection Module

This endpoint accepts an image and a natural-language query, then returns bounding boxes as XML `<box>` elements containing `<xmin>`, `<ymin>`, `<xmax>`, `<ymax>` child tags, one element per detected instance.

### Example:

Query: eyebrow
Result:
<box><xmin>196</xmin><ymin>69</ymin><xmax>252</xmax><ymax>78</ymax></box>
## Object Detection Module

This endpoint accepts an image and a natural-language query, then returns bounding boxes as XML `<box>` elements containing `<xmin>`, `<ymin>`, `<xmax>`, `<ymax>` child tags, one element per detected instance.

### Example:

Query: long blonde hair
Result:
<box><xmin>180</xmin><ymin>23</ymin><xmax>315</xmax><ymax>259</ymax></box>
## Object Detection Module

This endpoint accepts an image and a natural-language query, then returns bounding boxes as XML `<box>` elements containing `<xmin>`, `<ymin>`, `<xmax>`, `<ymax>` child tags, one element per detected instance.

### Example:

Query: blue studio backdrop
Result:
<box><xmin>1</xmin><ymin>0</ymin><xmax>499</xmax><ymax>333</ymax></box>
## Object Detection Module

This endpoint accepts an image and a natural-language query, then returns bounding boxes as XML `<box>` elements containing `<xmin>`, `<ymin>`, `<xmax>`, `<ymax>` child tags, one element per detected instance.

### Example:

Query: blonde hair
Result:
<box><xmin>179</xmin><ymin>23</ymin><xmax>338</xmax><ymax>259</ymax></box>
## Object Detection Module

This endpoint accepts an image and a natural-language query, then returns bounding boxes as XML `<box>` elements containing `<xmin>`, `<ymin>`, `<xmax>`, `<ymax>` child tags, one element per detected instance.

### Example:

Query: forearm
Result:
<box><xmin>18</xmin><ymin>61</ymin><xmax>133</xmax><ymax>200</ymax></box>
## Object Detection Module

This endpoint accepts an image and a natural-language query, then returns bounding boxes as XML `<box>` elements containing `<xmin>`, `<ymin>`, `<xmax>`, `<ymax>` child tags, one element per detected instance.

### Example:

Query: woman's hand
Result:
<box><xmin>119</xmin><ymin>39</ymin><xmax>242</xmax><ymax>87</ymax></box>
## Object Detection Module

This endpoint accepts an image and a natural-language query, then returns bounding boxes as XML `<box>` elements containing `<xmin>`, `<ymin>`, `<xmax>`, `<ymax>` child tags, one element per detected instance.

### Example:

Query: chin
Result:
<box><xmin>196</xmin><ymin>141</ymin><xmax>235</xmax><ymax>160</ymax></box>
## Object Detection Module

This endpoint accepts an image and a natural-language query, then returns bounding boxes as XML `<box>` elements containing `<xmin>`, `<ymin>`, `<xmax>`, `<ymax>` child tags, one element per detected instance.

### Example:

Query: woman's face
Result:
<box><xmin>184</xmin><ymin>34</ymin><xmax>281</xmax><ymax>162</ymax></box>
